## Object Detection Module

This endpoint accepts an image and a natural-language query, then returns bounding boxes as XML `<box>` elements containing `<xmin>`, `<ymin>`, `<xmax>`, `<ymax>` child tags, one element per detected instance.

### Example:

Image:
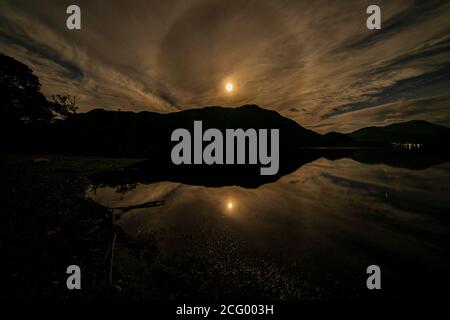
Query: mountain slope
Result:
<box><xmin>28</xmin><ymin>107</ymin><xmax>449</xmax><ymax>158</ymax></box>
<box><xmin>348</xmin><ymin>120</ymin><xmax>450</xmax><ymax>144</ymax></box>
<box><xmin>53</xmin><ymin>104</ymin><xmax>327</xmax><ymax>157</ymax></box>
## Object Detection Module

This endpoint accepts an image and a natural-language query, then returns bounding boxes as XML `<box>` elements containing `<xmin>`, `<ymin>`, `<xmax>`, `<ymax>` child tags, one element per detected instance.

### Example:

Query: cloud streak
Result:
<box><xmin>1</xmin><ymin>0</ymin><xmax>449</xmax><ymax>132</ymax></box>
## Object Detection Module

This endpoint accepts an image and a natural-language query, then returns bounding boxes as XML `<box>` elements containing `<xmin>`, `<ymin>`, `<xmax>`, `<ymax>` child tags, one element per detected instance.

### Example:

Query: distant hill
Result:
<box><xmin>166</xmin><ymin>105</ymin><xmax>322</xmax><ymax>147</ymax></box>
<box><xmin>348</xmin><ymin>120</ymin><xmax>450</xmax><ymax>145</ymax></box>
<box><xmin>32</xmin><ymin>107</ymin><xmax>450</xmax><ymax>158</ymax></box>
<box><xmin>322</xmin><ymin>131</ymin><xmax>359</xmax><ymax>147</ymax></box>
<box><xmin>7</xmin><ymin>103</ymin><xmax>450</xmax><ymax>158</ymax></box>
<box><xmin>48</xmin><ymin>104</ymin><xmax>359</xmax><ymax>158</ymax></box>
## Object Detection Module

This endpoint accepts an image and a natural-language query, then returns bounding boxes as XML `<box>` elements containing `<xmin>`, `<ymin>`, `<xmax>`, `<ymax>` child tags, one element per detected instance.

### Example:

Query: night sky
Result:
<box><xmin>1</xmin><ymin>0</ymin><xmax>449</xmax><ymax>132</ymax></box>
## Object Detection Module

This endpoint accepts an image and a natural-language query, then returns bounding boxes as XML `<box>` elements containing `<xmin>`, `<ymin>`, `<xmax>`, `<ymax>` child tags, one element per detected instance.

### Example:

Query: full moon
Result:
<box><xmin>225</xmin><ymin>82</ymin><xmax>233</xmax><ymax>92</ymax></box>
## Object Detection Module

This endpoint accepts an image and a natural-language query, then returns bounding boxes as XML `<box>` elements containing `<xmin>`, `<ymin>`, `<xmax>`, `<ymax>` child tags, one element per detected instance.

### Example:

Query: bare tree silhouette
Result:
<box><xmin>51</xmin><ymin>94</ymin><xmax>78</xmax><ymax>120</ymax></box>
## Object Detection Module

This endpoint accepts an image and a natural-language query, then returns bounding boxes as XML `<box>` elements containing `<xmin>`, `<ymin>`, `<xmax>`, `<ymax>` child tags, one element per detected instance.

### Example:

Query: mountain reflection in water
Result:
<box><xmin>87</xmin><ymin>156</ymin><xmax>450</xmax><ymax>299</ymax></box>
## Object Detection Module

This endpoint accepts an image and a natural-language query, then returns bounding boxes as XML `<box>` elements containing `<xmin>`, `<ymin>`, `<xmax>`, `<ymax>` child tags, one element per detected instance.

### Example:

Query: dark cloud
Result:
<box><xmin>0</xmin><ymin>29</ymin><xmax>84</xmax><ymax>80</ymax></box>
<box><xmin>325</xmin><ymin>64</ymin><xmax>450</xmax><ymax>118</ymax></box>
<box><xmin>344</xmin><ymin>0</ymin><xmax>449</xmax><ymax>50</ymax></box>
<box><xmin>0</xmin><ymin>0</ymin><xmax>449</xmax><ymax>132</ymax></box>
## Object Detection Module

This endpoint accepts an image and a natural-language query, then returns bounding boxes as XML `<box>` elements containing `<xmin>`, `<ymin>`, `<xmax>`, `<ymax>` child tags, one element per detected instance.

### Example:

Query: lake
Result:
<box><xmin>87</xmin><ymin>156</ymin><xmax>450</xmax><ymax>299</ymax></box>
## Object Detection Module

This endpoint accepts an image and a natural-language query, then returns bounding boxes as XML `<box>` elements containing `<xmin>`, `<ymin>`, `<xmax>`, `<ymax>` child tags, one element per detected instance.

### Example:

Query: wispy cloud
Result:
<box><xmin>1</xmin><ymin>0</ymin><xmax>449</xmax><ymax>131</ymax></box>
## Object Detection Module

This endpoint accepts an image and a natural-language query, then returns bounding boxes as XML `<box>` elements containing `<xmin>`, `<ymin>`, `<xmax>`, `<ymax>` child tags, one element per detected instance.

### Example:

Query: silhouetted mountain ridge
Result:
<box><xmin>348</xmin><ymin>120</ymin><xmax>450</xmax><ymax>145</ymax></box>
<box><xmin>56</xmin><ymin>104</ymin><xmax>327</xmax><ymax>157</ymax></box>
<box><xmin>5</xmin><ymin>103</ymin><xmax>450</xmax><ymax>157</ymax></box>
<box><xmin>50</xmin><ymin>106</ymin><xmax>450</xmax><ymax>157</ymax></box>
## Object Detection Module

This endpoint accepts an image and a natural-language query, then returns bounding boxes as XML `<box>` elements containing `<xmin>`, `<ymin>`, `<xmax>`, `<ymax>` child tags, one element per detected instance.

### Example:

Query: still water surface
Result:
<box><xmin>87</xmin><ymin>157</ymin><xmax>450</xmax><ymax>298</ymax></box>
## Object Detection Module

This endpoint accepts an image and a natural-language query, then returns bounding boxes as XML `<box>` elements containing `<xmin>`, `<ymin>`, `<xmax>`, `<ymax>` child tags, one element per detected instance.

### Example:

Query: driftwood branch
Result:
<box><xmin>104</xmin><ymin>199</ymin><xmax>165</xmax><ymax>288</ymax></box>
<box><xmin>111</xmin><ymin>200</ymin><xmax>165</xmax><ymax>217</ymax></box>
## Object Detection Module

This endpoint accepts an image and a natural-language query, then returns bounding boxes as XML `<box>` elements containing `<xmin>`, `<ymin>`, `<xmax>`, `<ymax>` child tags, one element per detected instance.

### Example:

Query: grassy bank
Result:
<box><xmin>0</xmin><ymin>154</ymin><xmax>141</xmax><ymax>299</ymax></box>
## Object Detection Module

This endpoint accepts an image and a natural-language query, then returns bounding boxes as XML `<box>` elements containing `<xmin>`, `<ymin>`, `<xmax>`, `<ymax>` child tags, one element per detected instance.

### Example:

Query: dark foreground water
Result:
<box><xmin>87</xmin><ymin>157</ymin><xmax>450</xmax><ymax>299</ymax></box>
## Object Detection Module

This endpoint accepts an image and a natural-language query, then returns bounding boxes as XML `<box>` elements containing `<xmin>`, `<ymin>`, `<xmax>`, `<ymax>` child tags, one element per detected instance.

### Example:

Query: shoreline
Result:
<box><xmin>0</xmin><ymin>154</ymin><xmax>140</xmax><ymax>298</ymax></box>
